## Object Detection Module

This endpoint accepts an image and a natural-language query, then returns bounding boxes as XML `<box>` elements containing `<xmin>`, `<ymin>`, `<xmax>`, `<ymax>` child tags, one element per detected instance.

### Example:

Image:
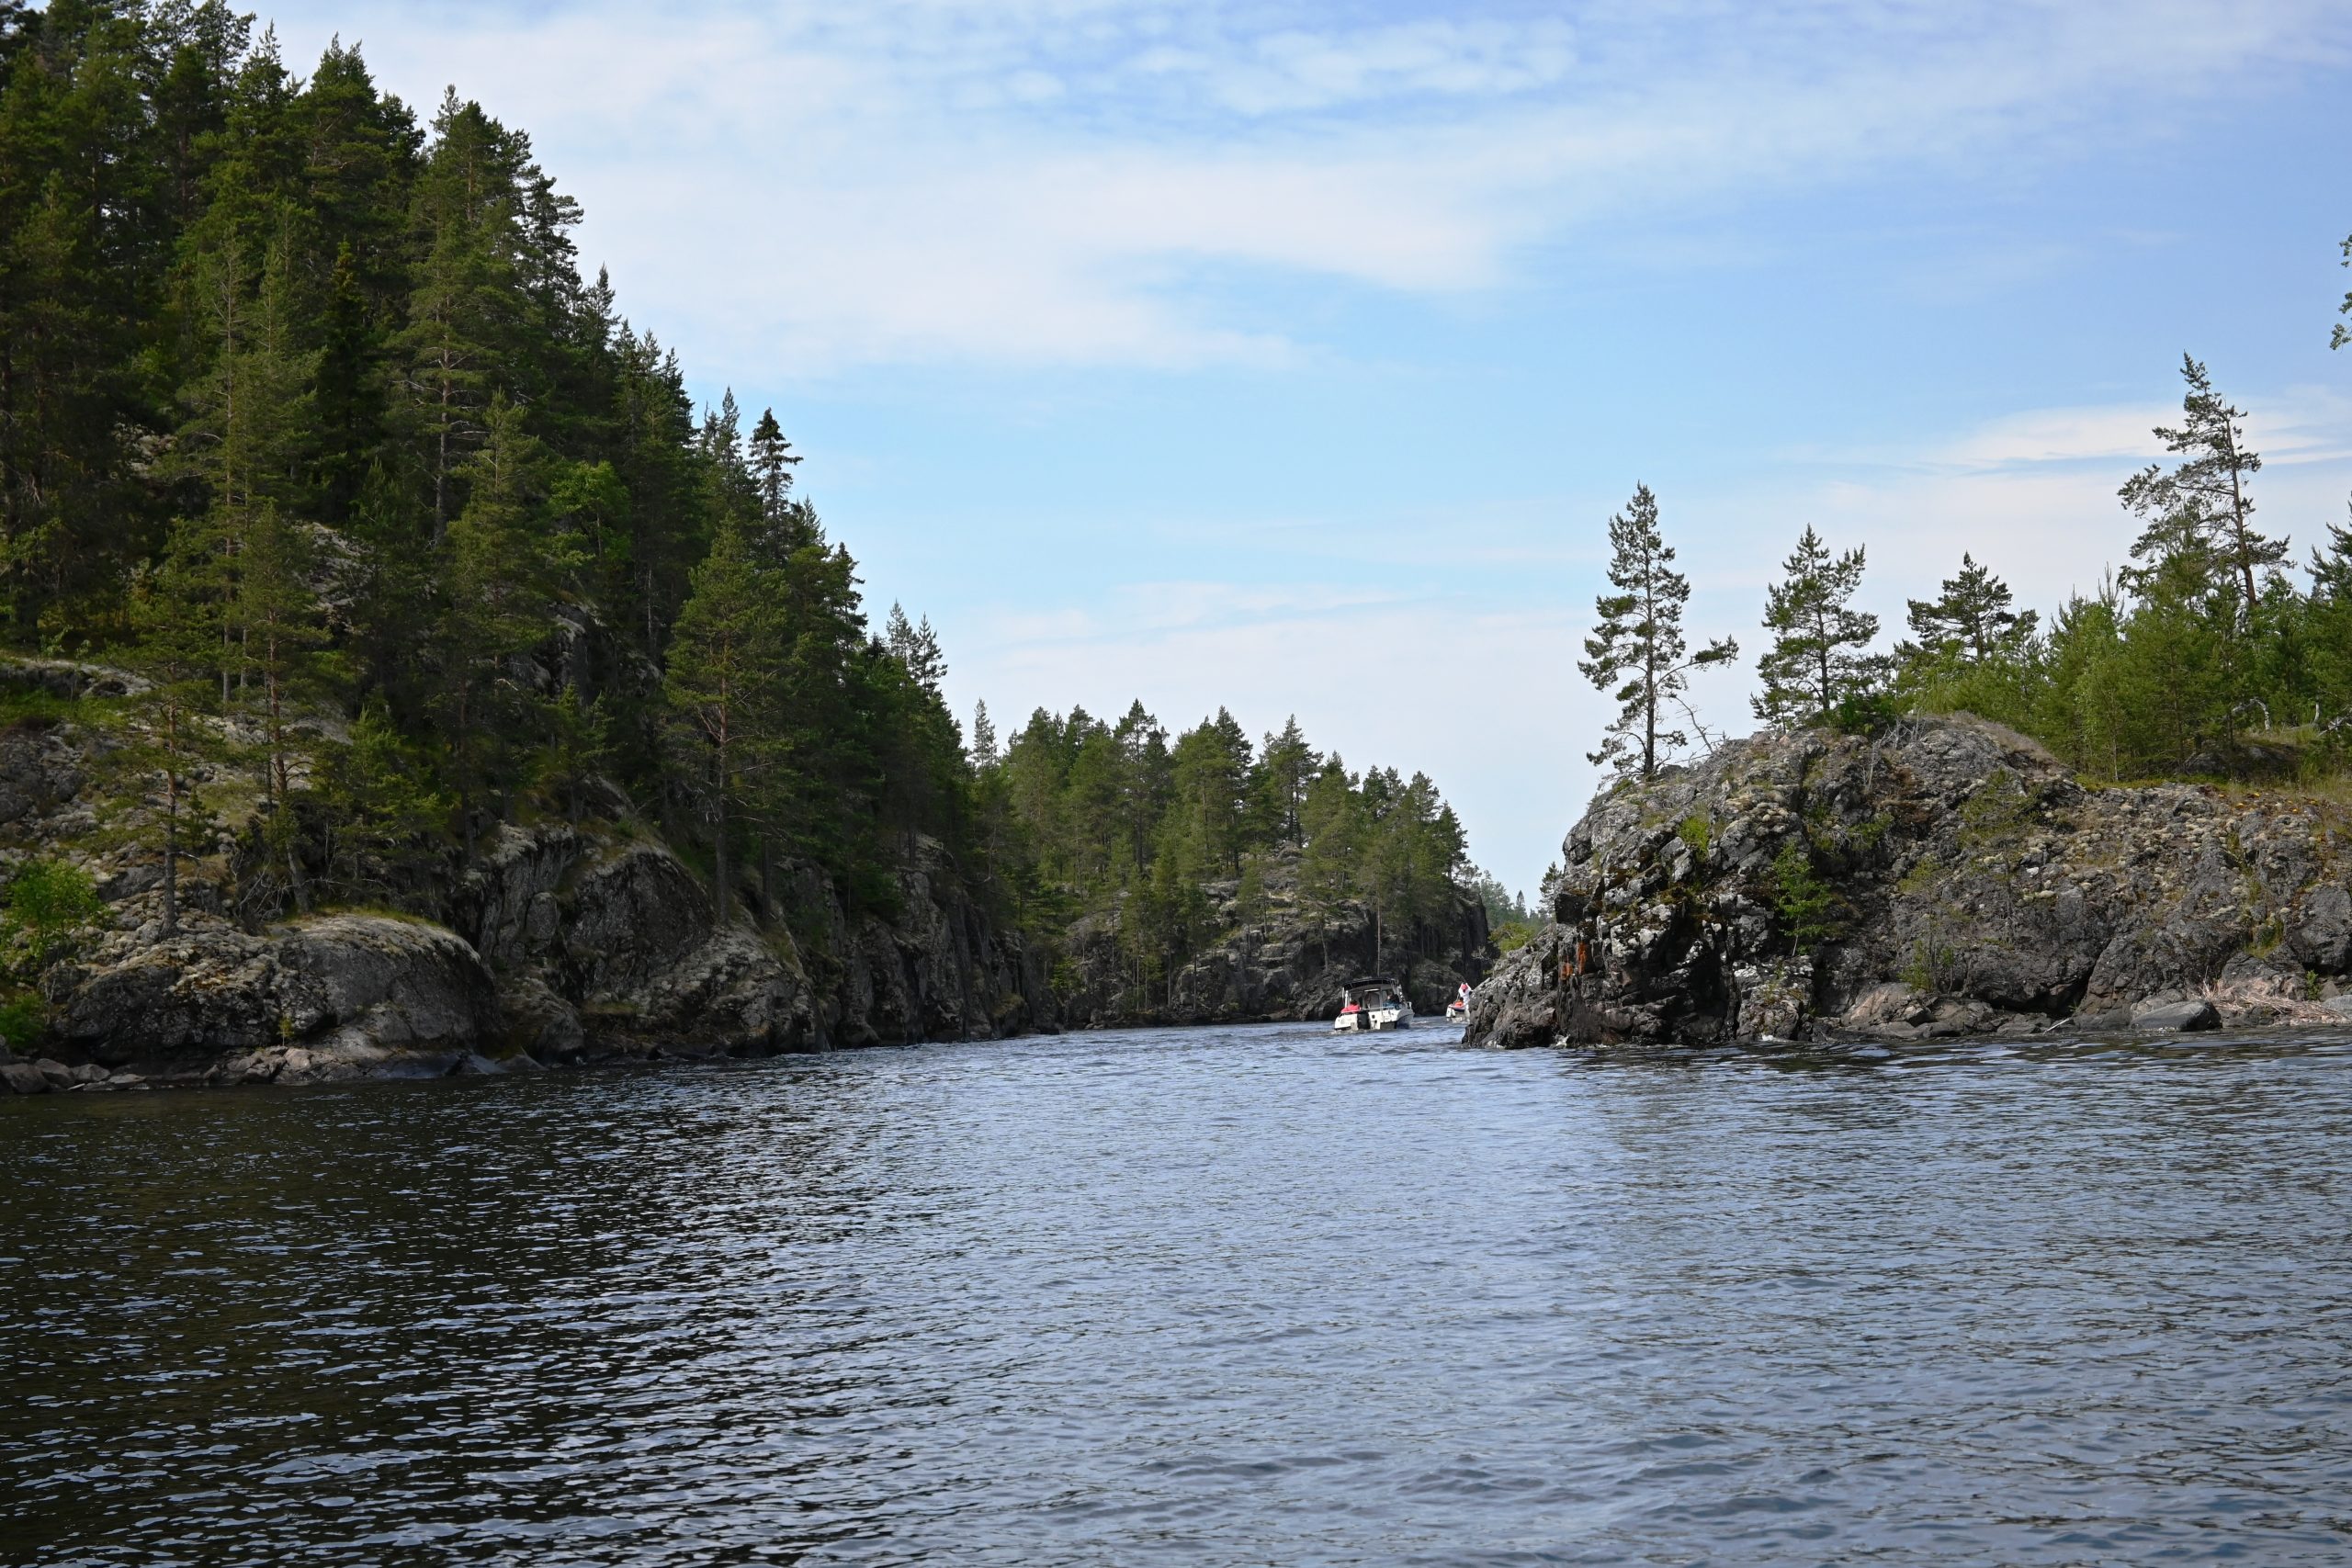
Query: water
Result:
<box><xmin>6</xmin><ymin>1024</ymin><xmax>2352</xmax><ymax>1565</ymax></box>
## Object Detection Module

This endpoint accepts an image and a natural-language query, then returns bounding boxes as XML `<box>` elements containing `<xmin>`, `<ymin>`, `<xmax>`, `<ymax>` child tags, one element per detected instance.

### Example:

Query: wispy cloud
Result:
<box><xmin>271</xmin><ymin>0</ymin><xmax>2348</xmax><ymax>373</ymax></box>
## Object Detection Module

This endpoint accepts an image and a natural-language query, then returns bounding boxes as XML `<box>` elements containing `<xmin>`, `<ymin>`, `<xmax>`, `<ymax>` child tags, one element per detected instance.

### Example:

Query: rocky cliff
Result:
<box><xmin>1052</xmin><ymin>844</ymin><xmax>1491</xmax><ymax>1029</ymax></box>
<box><xmin>1465</xmin><ymin>715</ymin><xmax>2352</xmax><ymax>1051</ymax></box>
<box><xmin>0</xmin><ymin>704</ymin><xmax>1058</xmax><ymax>1091</ymax></box>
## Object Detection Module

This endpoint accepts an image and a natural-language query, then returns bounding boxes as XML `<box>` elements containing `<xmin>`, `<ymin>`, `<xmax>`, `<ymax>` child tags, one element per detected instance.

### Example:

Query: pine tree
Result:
<box><xmin>397</xmin><ymin>89</ymin><xmax>518</xmax><ymax>540</ymax></box>
<box><xmin>124</xmin><ymin>518</ymin><xmax>225</xmax><ymax>937</ymax></box>
<box><xmin>1578</xmin><ymin>483</ymin><xmax>1737</xmax><ymax>777</ymax></box>
<box><xmin>238</xmin><ymin>500</ymin><xmax>325</xmax><ymax>908</ymax></box>
<box><xmin>1256</xmin><ymin>716</ymin><xmax>1318</xmax><ymax>845</ymax></box>
<box><xmin>432</xmin><ymin>395</ymin><xmax>558</xmax><ymax>854</ymax></box>
<box><xmin>312</xmin><ymin>243</ymin><xmax>385</xmax><ymax>530</ymax></box>
<box><xmin>1903</xmin><ymin>554</ymin><xmax>2036</xmax><ymax>664</ymax></box>
<box><xmin>2120</xmin><ymin>356</ymin><xmax>2278</xmax><ymax>617</ymax></box>
<box><xmin>665</xmin><ymin>521</ymin><xmax>778</xmax><ymax>922</ymax></box>
<box><xmin>1754</xmin><ymin>526</ymin><xmax>1884</xmax><ymax>728</ymax></box>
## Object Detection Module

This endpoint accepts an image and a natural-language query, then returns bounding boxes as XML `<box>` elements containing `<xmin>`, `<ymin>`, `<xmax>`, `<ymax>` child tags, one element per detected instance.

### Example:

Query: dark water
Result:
<box><xmin>6</xmin><ymin>1025</ymin><xmax>2352</xmax><ymax>1565</ymax></box>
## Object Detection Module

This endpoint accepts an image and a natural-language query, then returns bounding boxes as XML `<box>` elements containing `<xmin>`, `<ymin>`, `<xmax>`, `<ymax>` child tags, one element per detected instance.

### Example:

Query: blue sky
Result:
<box><xmin>255</xmin><ymin>0</ymin><xmax>2352</xmax><ymax>894</ymax></box>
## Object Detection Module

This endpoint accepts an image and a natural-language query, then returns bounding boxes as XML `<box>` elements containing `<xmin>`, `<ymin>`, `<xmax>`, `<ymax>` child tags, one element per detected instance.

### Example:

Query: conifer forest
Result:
<box><xmin>0</xmin><ymin>3</ymin><xmax>1480</xmax><ymax>1016</ymax></box>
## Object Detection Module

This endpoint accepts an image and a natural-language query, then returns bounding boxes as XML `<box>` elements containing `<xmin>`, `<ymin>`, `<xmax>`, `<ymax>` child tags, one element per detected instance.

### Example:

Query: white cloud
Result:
<box><xmin>265</xmin><ymin>0</ymin><xmax>2348</xmax><ymax>373</ymax></box>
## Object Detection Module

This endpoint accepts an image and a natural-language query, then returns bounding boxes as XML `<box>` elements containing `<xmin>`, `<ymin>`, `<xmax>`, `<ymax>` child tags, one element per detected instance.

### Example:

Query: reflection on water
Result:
<box><xmin>6</xmin><ymin>1026</ymin><xmax>2351</xmax><ymax>1564</ymax></box>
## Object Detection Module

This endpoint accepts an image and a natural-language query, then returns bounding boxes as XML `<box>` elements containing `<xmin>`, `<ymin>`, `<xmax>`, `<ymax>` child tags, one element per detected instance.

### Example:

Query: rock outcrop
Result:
<box><xmin>58</xmin><ymin>912</ymin><xmax>503</xmax><ymax>1084</ymax></box>
<box><xmin>1</xmin><ymin>691</ymin><xmax>1058</xmax><ymax>1088</ymax></box>
<box><xmin>1465</xmin><ymin>716</ymin><xmax>2352</xmax><ymax>1050</ymax></box>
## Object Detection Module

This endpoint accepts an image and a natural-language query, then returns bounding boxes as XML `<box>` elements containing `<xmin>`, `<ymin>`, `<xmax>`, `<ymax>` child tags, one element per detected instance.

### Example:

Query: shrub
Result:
<box><xmin>0</xmin><ymin>988</ymin><xmax>47</xmax><ymax>1050</ymax></box>
<box><xmin>5</xmin><ymin>858</ymin><xmax>106</xmax><ymax>972</ymax></box>
<box><xmin>1770</xmin><ymin>839</ymin><xmax>1844</xmax><ymax>955</ymax></box>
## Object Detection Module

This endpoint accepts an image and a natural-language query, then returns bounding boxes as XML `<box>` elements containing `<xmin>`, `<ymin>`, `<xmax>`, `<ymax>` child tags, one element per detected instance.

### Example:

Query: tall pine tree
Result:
<box><xmin>1578</xmin><ymin>483</ymin><xmax>1736</xmax><ymax>777</ymax></box>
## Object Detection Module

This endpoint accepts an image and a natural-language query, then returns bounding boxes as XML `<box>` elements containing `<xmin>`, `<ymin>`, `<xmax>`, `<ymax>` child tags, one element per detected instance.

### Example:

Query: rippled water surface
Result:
<box><xmin>6</xmin><ymin>1025</ymin><xmax>2352</xmax><ymax>1564</ymax></box>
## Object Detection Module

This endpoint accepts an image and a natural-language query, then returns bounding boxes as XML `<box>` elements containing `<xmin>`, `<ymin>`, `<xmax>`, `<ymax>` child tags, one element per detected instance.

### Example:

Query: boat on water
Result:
<box><xmin>1444</xmin><ymin>982</ymin><xmax>1472</xmax><ymax>1022</ymax></box>
<box><xmin>1333</xmin><ymin>976</ymin><xmax>1411</xmax><ymax>1032</ymax></box>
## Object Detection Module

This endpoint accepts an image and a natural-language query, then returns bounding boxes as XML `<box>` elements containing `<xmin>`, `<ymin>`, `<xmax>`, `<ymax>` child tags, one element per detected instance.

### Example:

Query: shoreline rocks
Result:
<box><xmin>1464</xmin><ymin>716</ymin><xmax>2352</xmax><ymax>1052</ymax></box>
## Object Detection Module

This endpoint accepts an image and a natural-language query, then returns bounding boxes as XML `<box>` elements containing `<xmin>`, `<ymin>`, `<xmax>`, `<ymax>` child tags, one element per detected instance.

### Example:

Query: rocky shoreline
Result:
<box><xmin>0</xmin><ymin>703</ymin><xmax>1489</xmax><ymax>1093</ymax></box>
<box><xmin>1464</xmin><ymin>716</ymin><xmax>2352</xmax><ymax>1051</ymax></box>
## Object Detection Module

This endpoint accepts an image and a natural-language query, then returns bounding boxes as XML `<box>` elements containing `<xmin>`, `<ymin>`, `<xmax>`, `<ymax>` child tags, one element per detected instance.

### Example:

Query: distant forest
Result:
<box><xmin>0</xmin><ymin>4</ymin><xmax>1478</xmax><ymax>989</ymax></box>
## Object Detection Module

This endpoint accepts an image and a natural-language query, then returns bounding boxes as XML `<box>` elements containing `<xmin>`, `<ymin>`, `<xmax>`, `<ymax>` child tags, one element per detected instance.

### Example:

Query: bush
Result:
<box><xmin>1830</xmin><ymin>688</ymin><xmax>1902</xmax><ymax>736</ymax></box>
<box><xmin>0</xmin><ymin>988</ymin><xmax>47</xmax><ymax>1050</ymax></box>
<box><xmin>1770</xmin><ymin>839</ymin><xmax>1845</xmax><ymax>954</ymax></box>
<box><xmin>5</xmin><ymin>858</ymin><xmax>106</xmax><ymax>972</ymax></box>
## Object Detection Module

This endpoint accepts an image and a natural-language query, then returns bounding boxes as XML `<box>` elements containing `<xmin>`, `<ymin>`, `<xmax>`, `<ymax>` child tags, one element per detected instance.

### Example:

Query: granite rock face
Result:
<box><xmin>57</xmin><ymin>912</ymin><xmax>503</xmax><ymax>1082</ymax></box>
<box><xmin>1464</xmin><ymin>716</ymin><xmax>2352</xmax><ymax>1050</ymax></box>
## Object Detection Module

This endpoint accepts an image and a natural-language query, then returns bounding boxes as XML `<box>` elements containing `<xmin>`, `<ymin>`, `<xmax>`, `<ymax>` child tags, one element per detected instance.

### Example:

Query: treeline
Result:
<box><xmin>0</xmin><ymin>5</ymin><xmax>973</xmax><ymax>933</ymax></box>
<box><xmin>978</xmin><ymin>704</ymin><xmax>1471</xmax><ymax>995</ymax></box>
<box><xmin>1584</xmin><ymin>345</ymin><xmax>2352</xmax><ymax>784</ymax></box>
<box><xmin>0</xmin><ymin>5</ymin><xmax>1487</xmax><ymax>990</ymax></box>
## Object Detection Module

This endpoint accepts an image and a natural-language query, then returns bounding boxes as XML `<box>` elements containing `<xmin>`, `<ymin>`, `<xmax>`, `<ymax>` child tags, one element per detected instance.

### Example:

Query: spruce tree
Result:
<box><xmin>1578</xmin><ymin>483</ymin><xmax>1737</xmax><ymax>777</ymax></box>
<box><xmin>1754</xmin><ymin>526</ymin><xmax>1883</xmax><ymax>728</ymax></box>
<box><xmin>748</xmin><ymin>408</ymin><xmax>800</xmax><ymax>522</ymax></box>
<box><xmin>884</xmin><ymin>603</ymin><xmax>945</xmax><ymax>694</ymax></box>
<box><xmin>970</xmin><ymin>700</ymin><xmax>999</xmax><ymax>769</ymax></box>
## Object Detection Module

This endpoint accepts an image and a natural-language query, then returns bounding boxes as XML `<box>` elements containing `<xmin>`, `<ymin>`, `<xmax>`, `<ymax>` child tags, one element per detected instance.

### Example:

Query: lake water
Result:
<box><xmin>6</xmin><ymin>1023</ymin><xmax>2352</xmax><ymax>1565</ymax></box>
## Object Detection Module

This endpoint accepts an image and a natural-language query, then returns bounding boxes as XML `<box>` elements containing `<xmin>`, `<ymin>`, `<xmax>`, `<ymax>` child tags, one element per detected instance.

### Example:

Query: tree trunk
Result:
<box><xmin>711</xmin><ymin>745</ymin><xmax>729</xmax><ymax>924</ymax></box>
<box><xmin>162</xmin><ymin>772</ymin><xmax>181</xmax><ymax>939</ymax></box>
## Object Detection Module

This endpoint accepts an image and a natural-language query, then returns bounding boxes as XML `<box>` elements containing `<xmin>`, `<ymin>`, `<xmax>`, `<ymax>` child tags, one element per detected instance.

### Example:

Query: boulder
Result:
<box><xmin>2288</xmin><ymin>886</ymin><xmax>2352</xmax><ymax>973</ymax></box>
<box><xmin>2131</xmin><ymin>998</ymin><xmax>2222</xmax><ymax>1033</ymax></box>
<box><xmin>1838</xmin><ymin>981</ymin><xmax>1924</xmax><ymax>1030</ymax></box>
<box><xmin>1</xmin><ymin>1061</ymin><xmax>48</xmax><ymax>1094</ymax></box>
<box><xmin>495</xmin><ymin>974</ymin><xmax>585</xmax><ymax>1062</ymax></box>
<box><xmin>61</xmin><ymin>912</ymin><xmax>501</xmax><ymax>1072</ymax></box>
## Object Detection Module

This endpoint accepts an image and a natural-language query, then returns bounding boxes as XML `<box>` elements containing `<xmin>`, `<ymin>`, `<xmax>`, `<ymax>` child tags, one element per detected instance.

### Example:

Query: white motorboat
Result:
<box><xmin>1333</xmin><ymin>976</ymin><xmax>1411</xmax><ymax>1032</ymax></box>
<box><xmin>1444</xmin><ymin>981</ymin><xmax>1472</xmax><ymax>1022</ymax></box>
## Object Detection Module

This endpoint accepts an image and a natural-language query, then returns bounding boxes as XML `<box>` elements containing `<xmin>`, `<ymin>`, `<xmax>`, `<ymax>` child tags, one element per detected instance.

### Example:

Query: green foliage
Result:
<box><xmin>991</xmin><ymin>706</ymin><xmax>1473</xmax><ymax>1003</ymax></box>
<box><xmin>0</xmin><ymin>984</ymin><xmax>48</xmax><ymax>1047</ymax></box>
<box><xmin>1959</xmin><ymin>772</ymin><xmax>2033</xmax><ymax>847</ymax></box>
<box><xmin>1676</xmin><ymin>813</ymin><xmax>1712</xmax><ymax>862</ymax></box>
<box><xmin>1491</xmin><ymin>919</ymin><xmax>1538</xmax><ymax>955</ymax></box>
<box><xmin>1768</xmin><ymin>839</ymin><xmax>1843</xmax><ymax>955</ymax></box>
<box><xmin>4</xmin><ymin>858</ymin><xmax>106</xmax><ymax>973</ymax></box>
<box><xmin>1579</xmin><ymin>483</ymin><xmax>1737</xmax><ymax>778</ymax></box>
<box><xmin>0</xmin><ymin>11</ymin><xmax>1010</xmax><ymax>939</ymax></box>
<box><xmin>1754</xmin><ymin>526</ymin><xmax>1886</xmax><ymax>728</ymax></box>
<box><xmin>1900</xmin><ymin>931</ymin><xmax>1953</xmax><ymax>994</ymax></box>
